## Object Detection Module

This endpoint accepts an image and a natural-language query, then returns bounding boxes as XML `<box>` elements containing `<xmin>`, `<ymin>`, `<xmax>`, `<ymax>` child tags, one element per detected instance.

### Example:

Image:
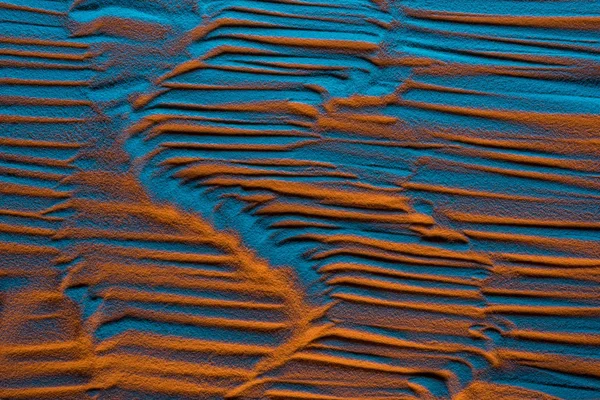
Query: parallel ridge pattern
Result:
<box><xmin>1</xmin><ymin>0</ymin><xmax>600</xmax><ymax>399</ymax></box>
